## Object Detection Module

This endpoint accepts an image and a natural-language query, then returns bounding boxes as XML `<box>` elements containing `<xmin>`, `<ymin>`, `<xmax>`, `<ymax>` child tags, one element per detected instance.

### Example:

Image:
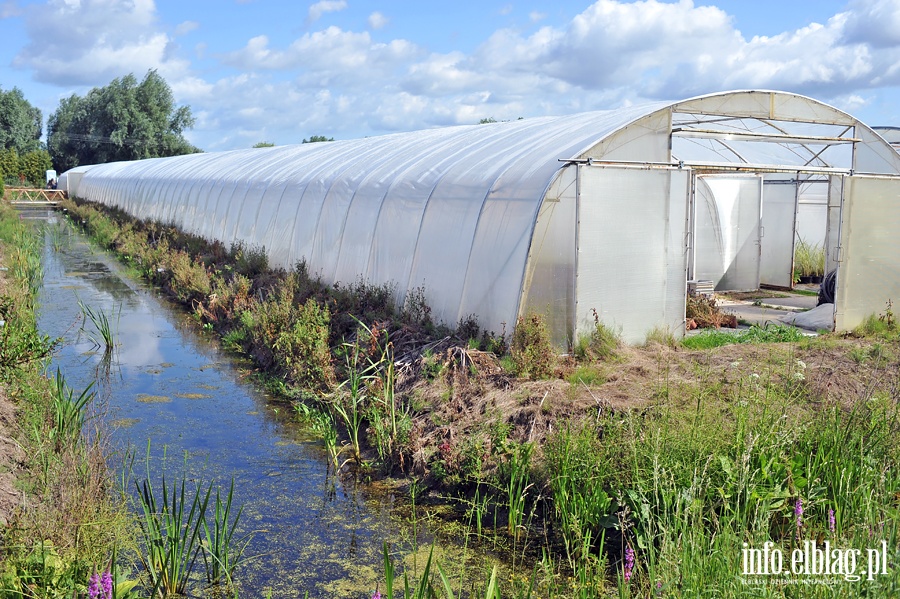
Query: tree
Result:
<box><xmin>252</xmin><ymin>142</ymin><xmax>275</xmax><ymax>148</ymax></box>
<box><xmin>48</xmin><ymin>70</ymin><xmax>200</xmax><ymax>172</ymax></box>
<box><xmin>302</xmin><ymin>135</ymin><xmax>334</xmax><ymax>143</ymax></box>
<box><xmin>20</xmin><ymin>150</ymin><xmax>53</xmax><ymax>187</ymax></box>
<box><xmin>0</xmin><ymin>87</ymin><xmax>43</xmax><ymax>155</ymax></box>
<box><xmin>0</xmin><ymin>148</ymin><xmax>20</xmax><ymax>183</ymax></box>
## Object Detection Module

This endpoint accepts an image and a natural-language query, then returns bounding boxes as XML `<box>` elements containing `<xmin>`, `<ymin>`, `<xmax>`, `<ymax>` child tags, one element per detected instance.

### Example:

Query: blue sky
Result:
<box><xmin>2</xmin><ymin>0</ymin><xmax>900</xmax><ymax>151</ymax></box>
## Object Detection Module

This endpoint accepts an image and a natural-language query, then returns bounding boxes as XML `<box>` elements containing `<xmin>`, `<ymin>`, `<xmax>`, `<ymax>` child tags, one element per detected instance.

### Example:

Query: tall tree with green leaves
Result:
<box><xmin>0</xmin><ymin>148</ymin><xmax>20</xmax><ymax>182</ymax></box>
<box><xmin>20</xmin><ymin>150</ymin><xmax>53</xmax><ymax>187</ymax></box>
<box><xmin>48</xmin><ymin>70</ymin><xmax>200</xmax><ymax>172</ymax></box>
<box><xmin>0</xmin><ymin>87</ymin><xmax>43</xmax><ymax>156</ymax></box>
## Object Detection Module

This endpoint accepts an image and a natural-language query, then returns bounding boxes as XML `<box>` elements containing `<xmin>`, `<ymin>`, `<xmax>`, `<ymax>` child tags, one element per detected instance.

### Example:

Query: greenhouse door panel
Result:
<box><xmin>824</xmin><ymin>176</ymin><xmax>844</xmax><ymax>277</ymax></box>
<box><xmin>834</xmin><ymin>175</ymin><xmax>900</xmax><ymax>332</ymax></box>
<box><xmin>576</xmin><ymin>165</ymin><xmax>689</xmax><ymax>344</ymax></box>
<box><xmin>759</xmin><ymin>178</ymin><xmax>797</xmax><ymax>288</ymax></box>
<box><xmin>693</xmin><ymin>175</ymin><xmax>762</xmax><ymax>291</ymax></box>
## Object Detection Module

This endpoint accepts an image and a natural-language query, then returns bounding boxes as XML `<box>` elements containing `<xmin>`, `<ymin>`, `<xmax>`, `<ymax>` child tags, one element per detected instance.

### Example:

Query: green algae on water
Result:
<box><xmin>136</xmin><ymin>393</ymin><xmax>171</xmax><ymax>403</ymax></box>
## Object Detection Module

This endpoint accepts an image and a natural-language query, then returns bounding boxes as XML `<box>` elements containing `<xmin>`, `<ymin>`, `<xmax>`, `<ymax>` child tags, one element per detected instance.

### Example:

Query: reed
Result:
<box><xmin>201</xmin><ymin>478</ymin><xmax>249</xmax><ymax>586</ymax></box>
<box><xmin>505</xmin><ymin>442</ymin><xmax>534</xmax><ymax>539</ymax></box>
<box><xmin>794</xmin><ymin>238</ymin><xmax>825</xmax><ymax>278</ymax></box>
<box><xmin>49</xmin><ymin>369</ymin><xmax>94</xmax><ymax>448</ymax></box>
<box><xmin>135</xmin><ymin>475</ymin><xmax>212</xmax><ymax>597</ymax></box>
<box><xmin>78</xmin><ymin>299</ymin><xmax>118</xmax><ymax>352</ymax></box>
<box><xmin>331</xmin><ymin>341</ymin><xmax>368</xmax><ymax>464</ymax></box>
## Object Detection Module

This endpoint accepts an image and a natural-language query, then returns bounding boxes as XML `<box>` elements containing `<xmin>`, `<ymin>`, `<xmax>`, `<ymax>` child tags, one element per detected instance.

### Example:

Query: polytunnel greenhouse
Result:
<box><xmin>60</xmin><ymin>90</ymin><xmax>900</xmax><ymax>346</ymax></box>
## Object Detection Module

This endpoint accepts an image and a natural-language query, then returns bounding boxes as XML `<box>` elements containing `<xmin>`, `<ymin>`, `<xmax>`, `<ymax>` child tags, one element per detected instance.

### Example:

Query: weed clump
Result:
<box><xmin>510</xmin><ymin>313</ymin><xmax>555</xmax><ymax>379</ymax></box>
<box><xmin>574</xmin><ymin>309</ymin><xmax>621</xmax><ymax>361</ymax></box>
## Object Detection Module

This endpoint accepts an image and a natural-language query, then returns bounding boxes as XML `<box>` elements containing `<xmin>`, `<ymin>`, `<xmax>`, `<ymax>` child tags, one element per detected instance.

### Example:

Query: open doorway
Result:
<box><xmin>689</xmin><ymin>173</ymin><xmax>762</xmax><ymax>291</ymax></box>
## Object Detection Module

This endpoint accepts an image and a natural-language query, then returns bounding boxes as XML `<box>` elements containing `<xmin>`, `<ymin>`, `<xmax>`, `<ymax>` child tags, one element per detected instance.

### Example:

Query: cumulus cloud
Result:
<box><xmin>307</xmin><ymin>0</ymin><xmax>346</xmax><ymax>23</ymax></box>
<box><xmin>20</xmin><ymin>0</ymin><xmax>900</xmax><ymax>150</ymax></box>
<box><xmin>188</xmin><ymin>0</ymin><xmax>900</xmax><ymax>148</ymax></box>
<box><xmin>843</xmin><ymin>0</ymin><xmax>900</xmax><ymax>48</ymax></box>
<box><xmin>223</xmin><ymin>26</ymin><xmax>422</xmax><ymax>88</ymax></box>
<box><xmin>13</xmin><ymin>0</ymin><xmax>190</xmax><ymax>86</ymax></box>
<box><xmin>368</xmin><ymin>11</ymin><xmax>388</xmax><ymax>30</ymax></box>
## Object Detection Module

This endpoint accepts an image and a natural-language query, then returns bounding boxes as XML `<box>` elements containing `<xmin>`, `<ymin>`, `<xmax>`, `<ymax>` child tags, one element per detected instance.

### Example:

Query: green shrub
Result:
<box><xmin>169</xmin><ymin>250</ymin><xmax>212</xmax><ymax>302</ymax></box>
<box><xmin>401</xmin><ymin>286</ymin><xmax>432</xmax><ymax>328</ymax></box>
<box><xmin>230</xmin><ymin>241</ymin><xmax>269</xmax><ymax>278</ymax></box>
<box><xmin>20</xmin><ymin>150</ymin><xmax>53</xmax><ymax>187</ymax></box>
<box><xmin>0</xmin><ymin>148</ymin><xmax>19</xmax><ymax>182</ymax></box>
<box><xmin>510</xmin><ymin>313</ymin><xmax>555</xmax><ymax>379</ymax></box>
<box><xmin>272</xmin><ymin>298</ymin><xmax>335</xmax><ymax>393</ymax></box>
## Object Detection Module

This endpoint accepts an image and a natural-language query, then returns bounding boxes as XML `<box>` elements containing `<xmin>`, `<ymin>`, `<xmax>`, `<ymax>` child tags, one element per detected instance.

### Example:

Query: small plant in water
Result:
<box><xmin>135</xmin><ymin>475</ymin><xmax>211</xmax><ymax>597</ymax></box>
<box><xmin>78</xmin><ymin>299</ymin><xmax>119</xmax><ymax>352</ymax></box>
<box><xmin>201</xmin><ymin>478</ymin><xmax>250</xmax><ymax>586</ymax></box>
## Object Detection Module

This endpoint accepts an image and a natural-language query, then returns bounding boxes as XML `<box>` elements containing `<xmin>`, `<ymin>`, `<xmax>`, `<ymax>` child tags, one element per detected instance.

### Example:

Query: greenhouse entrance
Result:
<box><xmin>688</xmin><ymin>169</ymin><xmax>847</xmax><ymax>294</ymax></box>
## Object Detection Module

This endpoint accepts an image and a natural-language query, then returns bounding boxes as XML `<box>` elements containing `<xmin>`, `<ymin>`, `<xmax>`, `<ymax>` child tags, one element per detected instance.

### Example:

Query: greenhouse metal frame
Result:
<box><xmin>61</xmin><ymin>90</ymin><xmax>900</xmax><ymax>346</ymax></box>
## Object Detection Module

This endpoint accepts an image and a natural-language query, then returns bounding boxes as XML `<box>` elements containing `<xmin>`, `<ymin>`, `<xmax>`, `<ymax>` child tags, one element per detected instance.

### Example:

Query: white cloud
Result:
<box><xmin>368</xmin><ymin>11</ymin><xmax>388</xmax><ymax>30</ymax></box>
<box><xmin>843</xmin><ymin>0</ymin><xmax>900</xmax><ymax>48</ymax></box>
<box><xmin>529</xmin><ymin>11</ymin><xmax>546</xmax><ymax>23</ymax></box>
<box><xmin>223</xmin><ymin>26</ymin><xmax>422</xmax><ymax>88</ymax></box>
<box><xmin>175</xmin><ymin>20</ymin><xmax>199</xmax><ymax>36</ymax></box>
<box><xmin>307</xmin><ymin>0</ymin><xmax>346</xmax><ymax>23</ymax></box>
<box><xmin>14</xmin><ymin>0</ymin><xmax>191</xmax><ymax>86</ymax></box>
<box><xmin>19</xmin><ymin>0</ymin><xmax>900</xmax><ymax>151</ymax></box>
<box><xmin>189</xmin><ymin>0</ymin><xmax>900</xmax><ymax>148</ymax></box>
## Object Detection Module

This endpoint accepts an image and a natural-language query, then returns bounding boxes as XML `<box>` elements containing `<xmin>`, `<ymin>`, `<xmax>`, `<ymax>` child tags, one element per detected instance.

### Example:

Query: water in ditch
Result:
<box><xmin>30</xmin><ymin>209</ymin><xmax>483</xmax><ymax>597</ymax></box>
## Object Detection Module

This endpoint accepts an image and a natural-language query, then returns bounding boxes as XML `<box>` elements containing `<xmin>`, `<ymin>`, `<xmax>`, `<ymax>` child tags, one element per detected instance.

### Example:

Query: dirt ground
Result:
<box><xmin>396</xmin><ymin>332</ymin><xmax>895</xmax><ymax>486</ymax></box>
<box><xmin>0</xmin><ymin>256</ymin><xmax>27</xmax><ymax>527</ymax></box>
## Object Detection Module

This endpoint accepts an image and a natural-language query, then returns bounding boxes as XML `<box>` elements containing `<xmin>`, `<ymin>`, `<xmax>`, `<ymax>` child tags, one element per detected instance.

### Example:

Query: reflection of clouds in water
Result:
<box><xmin>114</xmin><ymin>304</ymin><xmax>168</xmax><ymax>368</ymax></box>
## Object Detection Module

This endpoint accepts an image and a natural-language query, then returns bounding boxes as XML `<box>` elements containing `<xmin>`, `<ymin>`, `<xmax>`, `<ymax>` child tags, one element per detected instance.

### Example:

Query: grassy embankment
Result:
<box><xmin>0</xmin><ymin>203</ymin><xmax>134</xmax><ymax>597</ymax></box>
<box><xmin>59</xmin><ymin>196</ymin><xmax>900</xmax><ymax>598</ymax></box>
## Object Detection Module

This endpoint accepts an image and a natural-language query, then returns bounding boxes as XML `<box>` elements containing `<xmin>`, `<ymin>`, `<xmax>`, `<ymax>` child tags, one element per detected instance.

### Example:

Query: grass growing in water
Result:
<box><xmin>78</xmin><ymin>299</ymin><xmax>118</xmax><ymax>352</ymax></box>
<box><xmin>135</xmin><ymin>475</ymin><xmax>212</xmax><ymax>597</ymax></box>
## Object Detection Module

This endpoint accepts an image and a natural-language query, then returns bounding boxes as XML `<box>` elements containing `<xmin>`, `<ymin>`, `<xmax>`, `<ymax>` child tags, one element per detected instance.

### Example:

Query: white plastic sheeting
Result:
<box><xmin>75</xmin><ymin>103</ymin><xmax>666</xmax><ymax>337</ymax></box>
<box><xmin>835</xmin><ymin>175</ymin><xmax>900</xmax><ymax>331</ymax></box>
<box><xmin>67</xmin><ymin>90</ymin><xmax>900</xmax><ymax>344</ymax></box>
<box><xmin>692</xmin><ymin>175</ymin><xmax>762</xmax><ymax>291</ymax></box>
<box><xmin>576</xmin><ymin>166</ymin><xmax>689</xmax><ymax>344</ymax></box>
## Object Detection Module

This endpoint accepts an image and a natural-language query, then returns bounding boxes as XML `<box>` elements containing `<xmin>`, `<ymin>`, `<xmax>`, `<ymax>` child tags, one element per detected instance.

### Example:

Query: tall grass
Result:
<box><xmin>682</xmin><ymin>322</ymin><xmax>804</xmax><ymax>349</ymax></box>
<box><xmin>0</xmin><ymin>203</ymin><xmax>131</xmax><ymax>599</ymax></box>
<box><xmin>78</xmin><ymin>299</ymin><xmax>118</xmax><ymax>352</ymax></box>
<box><xmin>48</xmin><ymin>369</ymin><xmax>94</xmax><ymax>448</ymax></box>
<box><xmin>794</xmin><ymin>238</ymin><xmax>826</xmax><ymax>279</ymax></box>
<box><xmin>201</xmin><ymin>479</ymin><xmax>249</xmax><ymax>586</ymax></box>
<box><xmin>504</xmin><ymin>442</ymin><xmax>534</xmax><ymax>539</ymax></box>
<box><xmin>331</xmin><ymin>338</ymin><xmax>369</xmax><ymax>464</ymax></box>
<box><xmin>135</xmin><ymin>475</ymin><xmax>211</xmax><ymax>597</ymax></box>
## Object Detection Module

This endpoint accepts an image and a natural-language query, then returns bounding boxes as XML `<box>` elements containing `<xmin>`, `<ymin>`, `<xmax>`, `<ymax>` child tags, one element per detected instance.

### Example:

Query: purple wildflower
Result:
<box><xmin>372</xmin><ymin>592</ymin><xmax>382</xmax><ymax>599</ymax></box>
<box><xmin>88</xmin><ymin>573</ymin><xmax>100</xmax><ymax>599</ymax></box>
<box><xmin>100</xmin><ymin>570</ymin><xmax>113</xmax><ymax>599</ymax></box>
<box><xmin>828</xmin><ymin>509</ymin><xmax>836</xmax><ymax>534</ymax></box>
<box><xmin>623</xmin><ymin>546</ymin><xmax>635</xmax><ymax>582</ymax></box>
<box><xmin>794</xmin><ymin>498</ymin><xmax>803</xmax><ymax>529</ymax></box>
